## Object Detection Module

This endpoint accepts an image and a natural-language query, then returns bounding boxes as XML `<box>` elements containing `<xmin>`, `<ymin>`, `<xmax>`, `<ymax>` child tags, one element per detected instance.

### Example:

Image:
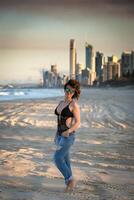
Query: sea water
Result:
<box><xmin>0</xmin><ymin>88</ymin><xmax>64</xmax><ymax>101</ymax></box>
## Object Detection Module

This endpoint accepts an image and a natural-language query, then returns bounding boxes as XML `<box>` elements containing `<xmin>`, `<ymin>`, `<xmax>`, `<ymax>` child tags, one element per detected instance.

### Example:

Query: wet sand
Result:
<box><xmin>0</xmin><ymin>88</ymin><xmax>134</xmax><ymax>200</ymax></box>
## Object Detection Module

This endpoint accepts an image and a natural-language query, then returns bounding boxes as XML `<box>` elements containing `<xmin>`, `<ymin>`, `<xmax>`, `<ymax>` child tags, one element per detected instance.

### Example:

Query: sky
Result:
<box><xmin>0</xmin><ymin>0</ymin><xmax>134</xmax><ymax>84</ymax></box>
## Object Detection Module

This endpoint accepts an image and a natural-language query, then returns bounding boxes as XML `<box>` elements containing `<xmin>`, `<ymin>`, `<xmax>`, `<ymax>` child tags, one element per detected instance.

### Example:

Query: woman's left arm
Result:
<box><xmin>62</xmin><ymin>102</ymin><xmax>80</xmax><ymax>137</ymax></box>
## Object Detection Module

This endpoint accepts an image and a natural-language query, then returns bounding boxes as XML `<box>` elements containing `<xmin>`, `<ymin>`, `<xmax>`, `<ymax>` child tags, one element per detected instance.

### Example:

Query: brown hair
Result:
<box><xmin>64</xmin><ymin>79</ymin><xmax>81</xmax><ymax>100</ymax></box>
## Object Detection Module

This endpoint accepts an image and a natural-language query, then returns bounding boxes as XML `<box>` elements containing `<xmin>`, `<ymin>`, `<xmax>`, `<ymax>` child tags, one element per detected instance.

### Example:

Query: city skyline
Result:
<box><xmin>0</xmin><ymin>0</ymin><xmax>134</xmax><ymax>84</ymax></box>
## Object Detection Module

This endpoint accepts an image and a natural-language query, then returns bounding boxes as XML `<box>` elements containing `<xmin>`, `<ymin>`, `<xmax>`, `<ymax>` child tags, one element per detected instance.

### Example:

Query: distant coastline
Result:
<box><xmin>96</xmin><ymin>78</ymin><xmax>134</xmax><ymax>88</ymax></box>
<box><xmin>0</xmin><ymin>78</ymin><xmax>134</xmax><ymax>90</ymax></box>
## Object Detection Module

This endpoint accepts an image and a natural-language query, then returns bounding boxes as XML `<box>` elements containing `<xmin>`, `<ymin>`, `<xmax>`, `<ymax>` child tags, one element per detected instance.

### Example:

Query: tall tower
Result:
<box><xmin>121</xmin><ymin>51</ymin><xmax>133</xmax><ymax>75</ymax></box>
<box><xmin>131</xmin><ymin>51</ymin><xmax>134</xmax><ymax>73</ymax></box>
<box><xmin>85</xmin><ymin>43</ymin><xmax>93</xmax><ymax>70</ymax></box>
<box><xmin>95</xmin><ymin>51</ymin><xmax>104</xmax><ymax>81</ymax></box>
<box><xmin>70</xmin><ymin>39</ymin><xmax>76</xmax><ymax>79</ymax></box>
<box><xmin>76</xmin><ymin>63</ymin><xmax>83</xmax><ymax>82</ymax></box>
<box><xmin>51</xmin><ymin>65</ymin><xmax>57</xmax><ymax>74</ymax></box>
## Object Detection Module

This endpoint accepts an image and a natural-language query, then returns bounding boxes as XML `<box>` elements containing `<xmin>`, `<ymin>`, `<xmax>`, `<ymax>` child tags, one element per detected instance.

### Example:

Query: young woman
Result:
<box><xmin>53</xmin><ymin>79</ymin><xmax>81</xmax><ymax>192</ymax></box>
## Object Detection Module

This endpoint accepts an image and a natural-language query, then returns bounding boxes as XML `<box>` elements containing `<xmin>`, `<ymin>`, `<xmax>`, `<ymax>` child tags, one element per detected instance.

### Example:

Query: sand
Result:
<box><xmin>0</xmin><ymin>88</ymin><xmax>134</xmax><ymax>200</ymax></box>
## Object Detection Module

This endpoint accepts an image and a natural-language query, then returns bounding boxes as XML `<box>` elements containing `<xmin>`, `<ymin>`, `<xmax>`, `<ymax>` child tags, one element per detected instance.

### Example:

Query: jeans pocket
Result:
<box><xmin>59</xmin><ymin>136</ymin><xmax>66</xmax><ymax>146</ymax></box>
<box><xmin>59</xmin><ymin>135</ymin><xmax>75</xmax><ymax>146</ymax></box>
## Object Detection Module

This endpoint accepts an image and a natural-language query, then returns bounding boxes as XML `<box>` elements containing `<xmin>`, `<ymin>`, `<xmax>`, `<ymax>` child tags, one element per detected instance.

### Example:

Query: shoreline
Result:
<box><xmin>0</xmin><ymin>96</ymin><xmax>62</xmax><ymax>104</ymax></box>
<box><xmin>0</xmin><ymin>86</ymin><xmax>134</xmax><ymax>104</ymax></box>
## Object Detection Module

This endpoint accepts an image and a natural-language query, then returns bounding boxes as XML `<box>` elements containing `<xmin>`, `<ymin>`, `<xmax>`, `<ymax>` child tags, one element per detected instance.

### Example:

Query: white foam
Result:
<box><xmin>0</xmin><ymin>88</ymin><xmax>63</xmax><ymax>101</ymax></box>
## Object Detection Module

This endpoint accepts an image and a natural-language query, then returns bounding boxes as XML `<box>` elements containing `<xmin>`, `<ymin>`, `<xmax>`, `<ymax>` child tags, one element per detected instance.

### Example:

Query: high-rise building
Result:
<box><xmin>51</xmin><ymin>65</ymin><xmax>57</xmax><ymax>74</ymax></box>
<box><xmin>84</xmin><ymin>42</ymin><xmax>96</xmax><ymax>85</ymax></box>
<box><xmin>43</xmin><ymin>65</ymin><xmax>62</xmax><ymax>88</ymax></box>
<box><xmin>103</xmin><ymin>64</ymin><xmax>107</xmax><ymax>82</ymax></box>
<box><xmin>121</xmin><ymin>51</ymin><xmax>132</xmax><ymax>75</ymax></box>
<box><xmin>108</xmin><ymin>55</ymin><xmax>118</xmax><ymax>63</ymax></box>
<box><xmin>85</xmin><ymin>43</ymin><xmax>94</xmax><ymax>70</ymax></box>
<box><xmin>95</xmin><ymin>51</ymin><xmax>104</xmax><ymax>81</ymax></box>
<box><xmin>81</xmin><ymin>68</ymin><xmax>90</xmax><ymax>85</ymax></box>
<box><xmin>70</xmin><ymin>39</ymin><xmax>76</xmax><ymax>79</ymax></box>
<box><xmin>76</xmin><ymin>63</ymin><xmax>83</xmax><ymax>82</ymax></box>
<box><xmin>103</xmin><ymin>61</ymin><xmax>120</xmax><ymax>81</ymax></box>
<box><xmin>131</xmin><ymin>51</ymin><xmax>134</xmax><ymax>73</ymax></box>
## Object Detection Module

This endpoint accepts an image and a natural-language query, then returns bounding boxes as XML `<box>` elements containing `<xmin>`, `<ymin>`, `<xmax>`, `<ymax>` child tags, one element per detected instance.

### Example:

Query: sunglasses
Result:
<box><xmin>65</xmin><ymin>87</ymin><xmax>75</xmax><ymax>94</ymax></box>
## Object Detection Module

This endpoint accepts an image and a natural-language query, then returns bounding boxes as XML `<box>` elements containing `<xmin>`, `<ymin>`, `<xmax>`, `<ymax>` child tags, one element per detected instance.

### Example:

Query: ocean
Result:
<box><xmin>0</xmin><ymin>88</ymin><xmax>64</xmax><ymax>101</ymax></box>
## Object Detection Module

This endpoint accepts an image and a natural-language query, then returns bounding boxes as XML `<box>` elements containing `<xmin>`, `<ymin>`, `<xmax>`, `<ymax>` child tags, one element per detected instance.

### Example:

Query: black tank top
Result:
<box><xmin>55</xmin><ymin>101</ymin><xmax>74</xmax><ymax>135</ymax></box>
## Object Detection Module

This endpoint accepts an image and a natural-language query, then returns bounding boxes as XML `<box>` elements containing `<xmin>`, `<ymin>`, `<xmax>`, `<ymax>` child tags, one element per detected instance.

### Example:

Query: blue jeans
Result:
<box><xmin>53</xmin><ymin>133</ymin><xmax>75</xmax><ymax>185</ymax></box>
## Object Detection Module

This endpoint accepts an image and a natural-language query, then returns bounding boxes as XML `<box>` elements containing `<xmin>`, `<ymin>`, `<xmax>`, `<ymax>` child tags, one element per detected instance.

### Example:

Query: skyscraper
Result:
<box><xmin>76</xmin><ymin>63</ymin><xmax>83</xmax><ymax>82</ymax></box>
<box><xmin>51</xmin><ymin>65</ymin><xmax>57</xmax><ymax>74</ymax></box>
<box><xmin>95</xmin><ymin>51</ymin><xmax>104</xmax><ymax>81</ymax></box>
<box><xmin>85</xmin><ymin>43</ymin><xmax>93</xmax><ymax>70</ymax></box>
<box><xmin>83</xmin><ymin>42</ymin><xmax>96</xmax><ymax>85</ymax></box>
<box><xmin>70</xmin><ymin>39</ymin><xmax>76</xmax><ymax>79</ymax></box>
<box><xmin>131</xmin><ymin>51</ymin><xmax>134</xmax><ymax>73</ymax></box>
<box><xmin>108</xmin><ymin>55</ymin><xmax>118</xmax><ymax>63</ymax></box>
<box><xmin>121</xmin><ymin>52</ymin><xmax>132</xmax><ymax>75</ymax></box>
<box><xmin>103</xmin><ymin>57</ymin><xmax>120</xmax><ymax>81</ymax></box>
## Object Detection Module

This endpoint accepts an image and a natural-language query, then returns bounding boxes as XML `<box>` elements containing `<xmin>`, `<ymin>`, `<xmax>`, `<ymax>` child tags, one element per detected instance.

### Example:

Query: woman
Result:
<box><xmin>53</xmin><ymin>79</ymin><xmax>81</xmax><ymax>192</ymax></box>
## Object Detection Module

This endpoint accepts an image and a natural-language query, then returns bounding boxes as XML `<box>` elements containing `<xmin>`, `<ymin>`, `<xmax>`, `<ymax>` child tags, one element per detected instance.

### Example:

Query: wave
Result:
<box><xmin>0</xmin><ymin>88</ymin><xmax>63</xmax><ymax>101</ymax></box>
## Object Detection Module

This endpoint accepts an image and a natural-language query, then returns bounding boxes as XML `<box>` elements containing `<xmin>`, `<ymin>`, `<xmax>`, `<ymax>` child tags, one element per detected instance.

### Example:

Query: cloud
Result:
<box><xmin>0</xmin><ymin>0</ymin><xmax>134</xmax><ymax>18</ymax></box>
<box><xmin>0</xmin><ymin>0</ymin><xmax>133</xmax><ymax>50</ymax></box>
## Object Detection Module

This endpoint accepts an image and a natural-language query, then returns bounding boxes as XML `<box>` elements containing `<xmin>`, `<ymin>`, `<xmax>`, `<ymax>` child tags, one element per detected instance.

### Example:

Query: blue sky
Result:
<box><xmin>0</xmin><ymin>0</ymin><xmax>134</xmax><ymax>84</ymax></box>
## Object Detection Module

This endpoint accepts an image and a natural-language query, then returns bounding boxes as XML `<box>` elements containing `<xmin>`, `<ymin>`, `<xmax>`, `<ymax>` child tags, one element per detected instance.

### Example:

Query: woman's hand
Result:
<box><xmin>62</xmin><ymin>130</ymin><xmax>70</xmax><ymax>137</ymax></box>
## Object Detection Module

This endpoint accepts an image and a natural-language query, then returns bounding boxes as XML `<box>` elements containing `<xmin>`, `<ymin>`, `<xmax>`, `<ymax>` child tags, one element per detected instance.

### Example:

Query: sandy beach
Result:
<box><xmin>0</xmin><ymin>88</ymin><xmax>134</xmax><ymax>200</ymax></box>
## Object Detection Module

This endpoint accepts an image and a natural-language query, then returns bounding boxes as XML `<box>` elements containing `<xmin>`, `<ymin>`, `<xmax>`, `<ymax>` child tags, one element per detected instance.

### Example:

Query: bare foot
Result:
<box><xmin>65</xmin><ymin>179</ymin><xmax>76</xmax><ymax>192</ymax></box>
